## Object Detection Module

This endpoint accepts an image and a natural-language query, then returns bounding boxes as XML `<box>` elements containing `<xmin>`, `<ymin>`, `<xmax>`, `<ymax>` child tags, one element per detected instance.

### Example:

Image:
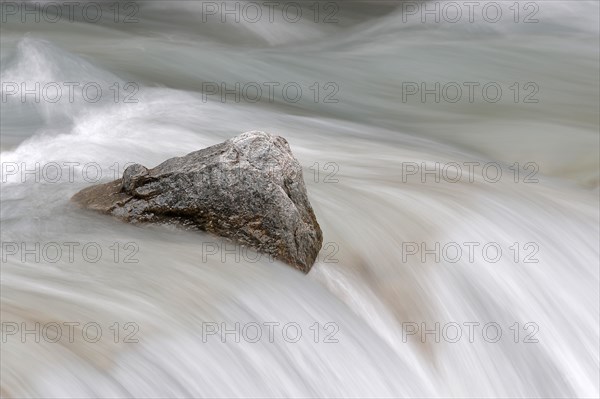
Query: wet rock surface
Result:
<box><xmin>71</xmin><ymin>131</ymin><xmax>323</xmax><ymax>273</ymax></box>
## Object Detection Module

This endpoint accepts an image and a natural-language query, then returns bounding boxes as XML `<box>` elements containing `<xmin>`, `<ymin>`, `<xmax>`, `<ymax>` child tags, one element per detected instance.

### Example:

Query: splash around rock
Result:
<box><xmin>71</xmin><ymin>131</ymin><xmax>323</xmax><ymax>273</ymax></box>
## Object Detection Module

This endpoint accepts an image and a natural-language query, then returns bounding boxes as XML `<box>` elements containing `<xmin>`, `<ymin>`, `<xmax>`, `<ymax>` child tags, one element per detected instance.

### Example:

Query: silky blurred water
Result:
<box><xmin>1</xmin><ymin>1</ymin><xmax>599</xmax><ymax>397</ymax></box>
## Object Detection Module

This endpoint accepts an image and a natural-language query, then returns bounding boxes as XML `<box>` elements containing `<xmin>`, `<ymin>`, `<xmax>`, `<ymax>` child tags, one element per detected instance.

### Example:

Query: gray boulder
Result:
<box><xmin>71</xmin><ymin>131</ymin><xmax>323</xmax><ymax>273</ymax></box>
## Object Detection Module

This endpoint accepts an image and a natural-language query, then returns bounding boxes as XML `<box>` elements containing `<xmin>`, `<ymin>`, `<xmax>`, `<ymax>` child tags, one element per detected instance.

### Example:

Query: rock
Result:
<box><xmin>71</xmin><ymin>131</ymin><xmax>323</xmax><ymax>273</ymax></box>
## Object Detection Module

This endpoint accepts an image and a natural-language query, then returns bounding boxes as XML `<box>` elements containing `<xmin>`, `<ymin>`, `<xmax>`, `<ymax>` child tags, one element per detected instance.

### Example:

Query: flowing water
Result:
<box><xmin>1</xmin><ymin>0</ymin><xmax>599</xmax><ymax>397</ymax></box>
